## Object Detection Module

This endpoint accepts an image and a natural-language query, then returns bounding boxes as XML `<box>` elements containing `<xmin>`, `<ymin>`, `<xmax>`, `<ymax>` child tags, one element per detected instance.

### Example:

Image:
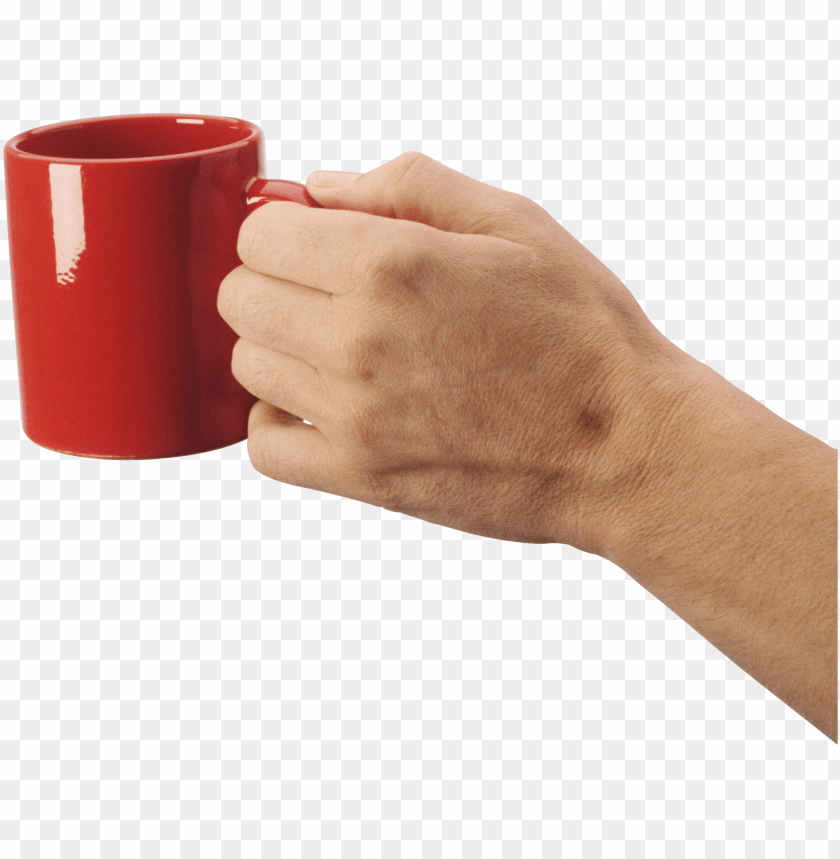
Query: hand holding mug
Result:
<box><xmin>219</xmin><ymin>151</ymin><xmax>698</xmax><ymax>549</ymax></box>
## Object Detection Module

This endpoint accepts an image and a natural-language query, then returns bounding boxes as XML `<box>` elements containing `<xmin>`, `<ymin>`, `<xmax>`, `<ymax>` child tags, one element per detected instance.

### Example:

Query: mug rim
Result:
<box><xmin>3</xmin><ymin>113</ymin><xmax>262</xmax><ymax>164</ymax></box>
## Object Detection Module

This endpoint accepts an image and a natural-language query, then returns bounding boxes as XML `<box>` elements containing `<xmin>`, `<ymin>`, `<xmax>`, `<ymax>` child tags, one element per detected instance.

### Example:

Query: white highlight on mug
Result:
<box><xmin>49</xmin><ymin>163</ymin><xmax>86</xmax><ymax>286</ymax></box>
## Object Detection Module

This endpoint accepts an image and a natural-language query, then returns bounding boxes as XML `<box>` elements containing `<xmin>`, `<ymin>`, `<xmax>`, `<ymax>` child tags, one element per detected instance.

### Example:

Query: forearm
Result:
<box><xmin>598</xmin><ymin>355</ymin><xmax>838</xmax><ymax>741</ymax></box>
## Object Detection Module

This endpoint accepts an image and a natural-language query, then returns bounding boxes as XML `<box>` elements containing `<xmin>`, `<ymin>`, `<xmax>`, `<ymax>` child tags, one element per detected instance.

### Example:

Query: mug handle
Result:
<box><xmin>243</xmin><ymin>177</ymin><xmax>323</xmax><ymax>214</ymax></box>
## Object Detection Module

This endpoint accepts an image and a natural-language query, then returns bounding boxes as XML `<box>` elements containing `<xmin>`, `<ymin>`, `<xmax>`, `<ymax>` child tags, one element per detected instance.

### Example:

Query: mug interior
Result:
<box><xmin>13</xmin><ymin>115</ymin><xmax>256</xmax><ymax>160</ymax></box>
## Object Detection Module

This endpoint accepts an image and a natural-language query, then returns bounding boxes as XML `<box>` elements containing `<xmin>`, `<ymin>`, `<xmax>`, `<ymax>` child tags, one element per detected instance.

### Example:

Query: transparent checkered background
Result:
<box><xmin>1</xmin><ymin>1</ymin><xmax>838</xmax><ymax>857</ymax></box>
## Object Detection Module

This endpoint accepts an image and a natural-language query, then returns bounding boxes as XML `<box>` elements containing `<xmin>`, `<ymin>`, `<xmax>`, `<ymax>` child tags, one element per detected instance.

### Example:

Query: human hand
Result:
<box><xmin>218</xmin><ymin>152</ymin><xmax>836</xmax><ymax>739</ymax></box>
<box><xmin>217</xmin><ymin>152</ymin><xmax>693</xmax><ymax>549</ymax></box>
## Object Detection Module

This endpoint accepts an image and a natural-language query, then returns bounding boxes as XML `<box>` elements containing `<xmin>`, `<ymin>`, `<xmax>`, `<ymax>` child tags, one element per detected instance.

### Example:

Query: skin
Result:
<box><xmin>217</xmin><ymin>151</ymin><xmax>838</xmax><ymax>742</ymax></box>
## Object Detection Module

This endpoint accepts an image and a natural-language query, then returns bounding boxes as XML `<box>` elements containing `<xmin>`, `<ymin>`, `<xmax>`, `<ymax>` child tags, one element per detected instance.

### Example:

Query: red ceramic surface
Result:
<box><xmin>4</xmin><ymin>114</ymin><xmax>320</xmax><ymax>459</ymax></box>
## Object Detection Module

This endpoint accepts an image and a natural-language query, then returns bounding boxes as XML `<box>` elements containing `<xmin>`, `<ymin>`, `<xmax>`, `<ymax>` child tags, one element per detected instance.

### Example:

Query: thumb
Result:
<box><xmin>305</xmin><ymin>151</ymin><xmax>544</xmax><ymax>242</ymax></box>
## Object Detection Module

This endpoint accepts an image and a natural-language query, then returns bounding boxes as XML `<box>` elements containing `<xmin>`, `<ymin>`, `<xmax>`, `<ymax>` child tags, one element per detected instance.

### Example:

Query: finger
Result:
<box><xmin>247</xmin><ymin>398</ymin><xmax>345</xmax><ymax>497</ymax></box>
<box><xmin>237</xmin><ymin>195</ymin><xmax>464</xmax><ymax>303</ymax></box>
<box><xmin>218</xmin><ymin>264</ymin><xmax>341</xmax><ymax>367</ymax></box>
<box><xmin>305</xmin><ymin>151</ymin><xmax>558</xmax><ymax>245</ymax></box>
<box><xmin>231</xmin><ymin>337</ymin><xmax>332</xmax><ymax>427</ymax></box>
<box><xmin>237</xmin><ymin>200</ymin><xmax>396</xmax><ymax>293</ymax></box>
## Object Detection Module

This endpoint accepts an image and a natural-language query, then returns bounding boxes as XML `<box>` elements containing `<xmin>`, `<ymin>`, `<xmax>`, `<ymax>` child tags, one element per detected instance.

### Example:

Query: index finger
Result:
<box><xmin>237</xmin><ymin>200</ymin><xmax>386</xmax><ymax>295</ymax></box>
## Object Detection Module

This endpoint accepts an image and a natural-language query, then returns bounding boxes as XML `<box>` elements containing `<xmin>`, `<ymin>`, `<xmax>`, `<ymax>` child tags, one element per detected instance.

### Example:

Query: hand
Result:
<box><xmin>217</xmin><ymin>152</ymin><xmax>691</xmax><ymax>548</ymax></box>
<box><xmin>218</xmin><ymin>152</ymin><xmax>836</xmax><ymax>740</ymax></box>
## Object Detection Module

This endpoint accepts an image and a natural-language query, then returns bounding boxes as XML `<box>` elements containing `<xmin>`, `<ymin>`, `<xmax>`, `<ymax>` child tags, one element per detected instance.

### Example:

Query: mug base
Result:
<box><xmin>22</xmin><ymin>433</ymin><xmax>248</xmax><ymax>460</ymax></box>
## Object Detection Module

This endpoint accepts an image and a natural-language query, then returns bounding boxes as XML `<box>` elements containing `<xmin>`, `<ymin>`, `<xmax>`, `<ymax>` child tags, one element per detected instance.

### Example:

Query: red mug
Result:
<box><xmin>4</xmin><ymin>113</ymin><xmax>321</xmax><ymax>459</ymax></box>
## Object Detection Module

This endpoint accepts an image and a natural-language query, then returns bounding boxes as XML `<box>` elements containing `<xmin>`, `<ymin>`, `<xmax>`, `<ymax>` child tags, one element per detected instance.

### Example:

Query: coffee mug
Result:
<box><xmin>4</xmin><ymin>113</ymin><xmax>321</xmax><ymax>459</ymax></box>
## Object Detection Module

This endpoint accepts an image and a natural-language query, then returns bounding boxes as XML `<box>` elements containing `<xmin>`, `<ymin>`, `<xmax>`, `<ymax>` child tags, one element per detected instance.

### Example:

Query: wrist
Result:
<box><xmin>577</xmin><ymin>347</ymin><xmax>837</xmax><ymax>740</ymax></box>
<box><xmin>588</xmin><ymin>347</ymin><xmax>834</xmax><ymax>594</ymax></box>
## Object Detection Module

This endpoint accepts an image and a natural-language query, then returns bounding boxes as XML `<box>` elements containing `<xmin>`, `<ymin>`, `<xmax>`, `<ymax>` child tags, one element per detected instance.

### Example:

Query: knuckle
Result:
<box><xmin>498</xmin><ymin>189</ymin><xmax>557</xmax><ymax>235</ymax></box>
<box><xmin>341</xmin><ymin>326</ymin><xmax>393</xmax><ymax>383</ymax></box>
<box><xmin>349</xmin><ymin>454</ymin><xmax>428</xmax><ymax>518</ymax></box>
<box><xmin>219</xmin><ymin>267</ymin><xmax>285</xmax><ymax>338</ymax></box>
<box><xmin>341</xmin><ymin>431</ymin><xmax>401</xmax><ymax>504</ymax></box>
<box><xmin>245</xmin><ymin>290</ymin><xmax>282</xmax><ymax>335</ymax></box>
<box><xmin>501</xmin><ymin>187</ymin><xmax>541</xmax><ymax>214</ymax></box>
<box><xmin>332</xmin><ymin>397</ymin><xmax>434</xmax><ymax>517</ymax></box>
<box><xmin>364</xmin><ymin>227</ymin><xmax>435</xmax><ymax>299</ymax></box>
<box><xmin>391</xmin><ymin>150</ymin><xmax>435</xmax><ymax>181</ymax></box>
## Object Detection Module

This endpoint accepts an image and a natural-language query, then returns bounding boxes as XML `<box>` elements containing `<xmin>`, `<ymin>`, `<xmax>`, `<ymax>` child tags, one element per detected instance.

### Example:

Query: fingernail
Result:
<box><xmin>307</xmin><ymin>170</ymin><xmax>363</xmax><ymax>188</ymax></box>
